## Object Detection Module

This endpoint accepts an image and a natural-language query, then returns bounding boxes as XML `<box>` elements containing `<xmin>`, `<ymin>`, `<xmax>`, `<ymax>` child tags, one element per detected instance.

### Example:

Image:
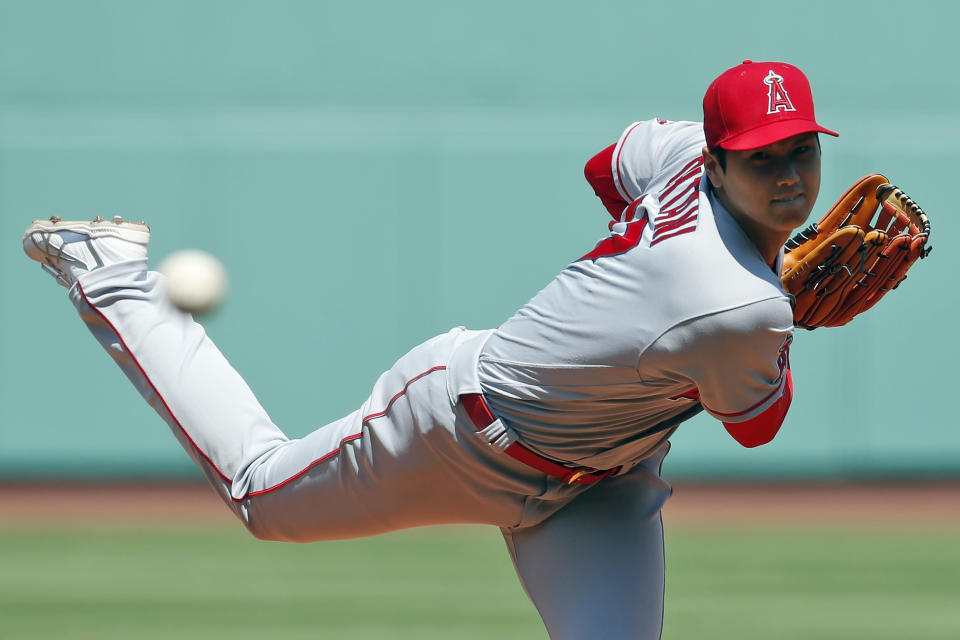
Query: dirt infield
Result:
<box><xmin>2</xmin><ymin>482</ymin><xmax>958</xmax><ymax>528</ymax></box>
<box><xmin>662</xmin><ymin>482</ymin><xmax>960</xmax><ymax>527</ymax></box>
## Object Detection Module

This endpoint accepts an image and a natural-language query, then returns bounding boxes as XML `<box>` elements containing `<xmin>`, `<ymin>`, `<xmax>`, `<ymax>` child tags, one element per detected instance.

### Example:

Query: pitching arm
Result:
<box><xmin>584</xmin><ymin>143</ymin><xmax>630</xmax><ymax>221</ymax></box>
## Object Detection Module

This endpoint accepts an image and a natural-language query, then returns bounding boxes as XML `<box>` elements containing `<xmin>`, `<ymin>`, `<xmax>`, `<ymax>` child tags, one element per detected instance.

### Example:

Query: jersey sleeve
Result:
<box><xmin>722</xmin><ymin>367</ymin><xmax>793</xmax><ymax>447</ymax></box>
<box><xmin>612</xmin><ymin>119</ymin><xmax>705</xmax><ymax>202</ymax></box>
<box><xmin>641</xmin><ymin>300</ymin><xmax>794</xmax><ymax>424</ymax></box>
<box><xmin>584</xmin><ymin>143</ymin><xmax>629</xmax><ymax>220</ymax></box>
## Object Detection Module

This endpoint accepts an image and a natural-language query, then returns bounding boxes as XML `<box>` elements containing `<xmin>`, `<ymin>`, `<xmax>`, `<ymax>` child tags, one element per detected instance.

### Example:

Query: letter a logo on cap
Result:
<box><xmin>764</xmin><ymin>69</ymin><xmax>796</xmax><ymax>114</ymax></box>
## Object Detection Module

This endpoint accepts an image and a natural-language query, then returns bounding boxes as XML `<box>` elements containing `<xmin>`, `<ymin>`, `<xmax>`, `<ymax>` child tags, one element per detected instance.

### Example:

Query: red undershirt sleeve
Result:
<box><xmin>722</xmin><ymin>367</ymin><xmax>793</xmax><ymax>448</ymax></box>
<box><xmin>584</xmin><ymin>143</ymin><xmax>629</xmax><ymax>221</ymax></box>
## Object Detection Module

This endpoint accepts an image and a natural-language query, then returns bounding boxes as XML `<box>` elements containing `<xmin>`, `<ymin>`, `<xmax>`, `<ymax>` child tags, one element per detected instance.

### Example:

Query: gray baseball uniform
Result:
<box><xmin>48</xmin><ymin>117</ymin><xmax>793</xmax><ymax>639</ymax></box>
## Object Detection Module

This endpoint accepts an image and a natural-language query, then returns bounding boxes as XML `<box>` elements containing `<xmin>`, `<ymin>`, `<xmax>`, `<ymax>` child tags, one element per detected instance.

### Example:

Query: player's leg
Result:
<box><xmin>501</xmin><ymin>443</ymin><xmax>672</xmax><ymax>640</ymax></box>
<box><xmin>22</xmin><ymin>219</ymin><xmax>541</xmax><ymax>539</ymax></box>
<box><xmin>219</xmin><ymin>327</ymin><xmax>548</xmax><ymax>541</ymax></box>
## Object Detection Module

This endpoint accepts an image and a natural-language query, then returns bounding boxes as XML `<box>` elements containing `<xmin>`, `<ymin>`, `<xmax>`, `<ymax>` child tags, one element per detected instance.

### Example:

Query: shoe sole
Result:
<box><xmin>23</xmin><ymin>216</ymin><xmax>151</xmax><ymax>254</ymax></box>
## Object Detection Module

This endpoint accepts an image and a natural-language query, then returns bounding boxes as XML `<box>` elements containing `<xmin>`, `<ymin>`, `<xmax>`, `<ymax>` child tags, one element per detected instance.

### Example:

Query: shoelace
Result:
<box><xmin>31</xmin><ymin>232</ymin><xmax>88</xmax><ymax>288</ymax></box>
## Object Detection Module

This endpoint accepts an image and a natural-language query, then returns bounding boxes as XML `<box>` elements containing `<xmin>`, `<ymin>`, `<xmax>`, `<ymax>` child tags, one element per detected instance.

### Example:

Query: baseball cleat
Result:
<box><xmin>23</xmin><ymin>216</ymin><xmax>151</xmax><ymax>288</ymax></box>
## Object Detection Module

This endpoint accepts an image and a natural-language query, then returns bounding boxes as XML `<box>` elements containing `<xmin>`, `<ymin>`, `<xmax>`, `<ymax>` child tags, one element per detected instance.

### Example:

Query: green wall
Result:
<box><xmin>1</xmin><ymin>0</ymin><xmax>956</xmax><ymax>480</ymax></box>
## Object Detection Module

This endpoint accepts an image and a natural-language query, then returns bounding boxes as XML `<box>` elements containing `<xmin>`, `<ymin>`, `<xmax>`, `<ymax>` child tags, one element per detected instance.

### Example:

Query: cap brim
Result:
<box><xmin>720</xmin><ymin>119</ymin><xmax>839</xmax><ymax>151</ymax></box>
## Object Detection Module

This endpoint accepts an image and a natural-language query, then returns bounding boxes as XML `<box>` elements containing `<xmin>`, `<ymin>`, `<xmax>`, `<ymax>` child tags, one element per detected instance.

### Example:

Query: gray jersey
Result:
<box><xmin>477</xmin><ymin>119</ymin><xmax>794</xmax><ymax>470</ymax></box>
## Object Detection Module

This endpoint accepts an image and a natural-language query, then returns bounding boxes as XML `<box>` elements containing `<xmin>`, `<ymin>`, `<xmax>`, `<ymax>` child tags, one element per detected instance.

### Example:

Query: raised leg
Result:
<box><xmin>70</xmin><ymin>263</ymin><xmax>536</xmax><ymax>539</ymax></box>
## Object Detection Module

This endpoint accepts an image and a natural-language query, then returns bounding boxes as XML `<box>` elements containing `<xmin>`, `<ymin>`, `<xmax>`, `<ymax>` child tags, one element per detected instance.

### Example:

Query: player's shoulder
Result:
<box><xmin>619</xmin><ymin>118</ymin><xmax>704</xmax><ymax>156</ymax></box>
<box><xmin>621</xmin><ymin>118</ymin><xmax>702</xmax><ymax>137</ymax></box>
<box><xmin>705</xmin><ymin>296</ymin><xmax>793</xmax><ymax>336</ymax></box>
<box><xmin>613</xmin><ymin>118</ymin><xmax>706</xmax><ymax>201</ymax></box>
<box><xmin>648</xmin><ymin>295</ymin><xmax>793</xmax><ymax>367</ymax></box>
<box><xmin>650</xmin><ymin>242</ymin><xmax>790</xmax><ymax>323</ymax></box>
<box><xmin>641</xmin><ymin>190</ymin><xmax>791</xmax><ymax>324</ymax></box>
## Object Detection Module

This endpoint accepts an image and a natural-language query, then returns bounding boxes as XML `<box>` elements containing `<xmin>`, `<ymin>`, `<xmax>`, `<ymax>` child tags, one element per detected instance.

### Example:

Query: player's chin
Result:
<box><xmin>769</xmin><ymin>195</ymin><xmax>812</xmax><ymax>228</ymax></box>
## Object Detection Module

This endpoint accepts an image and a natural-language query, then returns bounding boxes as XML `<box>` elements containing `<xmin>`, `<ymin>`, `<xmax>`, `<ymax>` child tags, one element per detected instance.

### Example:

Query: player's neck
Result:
<box><xmin>713</xmin><ymin>191</ymin><xmax>788</xmax><ymax>264</ymax></box>
<box><xmin>730</xmin><ymin>214</ymin><xmax>788</xmax><ymax>265</ymax></box>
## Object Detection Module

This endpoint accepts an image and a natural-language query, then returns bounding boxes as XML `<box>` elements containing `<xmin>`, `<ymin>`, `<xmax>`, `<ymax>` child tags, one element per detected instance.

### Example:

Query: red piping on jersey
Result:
<box><xmin>723</xmin><ymin>369</ymin><xmax>794</xmax><ymax>448</ymax></box>
<box><xmin>242</xmin><ymin>432</ymin><xmax>365</xmax><ymax>499</ymax></box>
<box><xmin>76</xmin><ymin>283</ymin><xmax>234</xmax><ymax>484</ymax></box>
<box><xmin>78</xmin><ymin>281</ymin><xmax>446</xmax><ymax>501</ymax></box>
<box><xmin>238</xmin><ymin>365</ymin><xmax>448</xmax><ymax>500</ymax></box>
<box><xmin>361</xmin><ymin>366</ymin><xmax>447</xmax><ymax>422</ymax></box>
<box><xmin>704</xmin><ymin>370</ymin><xmax>787</xmax><ymax>419</ymax></box>
<box><xmin>613</xmin><ymin>122</ymin><xmax>645</xmax><ymax>202</ymax></box>
<box><xmin>713</xmin><ymin>344</ymin><xmax>792</xmax><ymax>423</ymax></box>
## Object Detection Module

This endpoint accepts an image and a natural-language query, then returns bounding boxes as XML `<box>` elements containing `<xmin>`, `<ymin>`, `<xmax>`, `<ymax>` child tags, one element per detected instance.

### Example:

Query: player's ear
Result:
<box><xmin>702</xmin><ymin>146</ymin><xmax>724</xmax><ymax>190</ymax></box>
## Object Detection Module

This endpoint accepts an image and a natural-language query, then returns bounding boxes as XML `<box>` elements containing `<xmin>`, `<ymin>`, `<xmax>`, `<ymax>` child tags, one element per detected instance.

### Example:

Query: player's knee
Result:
<box><xmin>241</xmin><ymin>517</ymin><xmax>287</xmax><ymax>542</ymax></box>
<box><xmin>243</xmin><ymin>520</ymin><xmax>279</xmax><ymax>541</ymax></box>
<box><xmin>231</xmin><ymin>507</ymin><xmax>279</xmax><ymax>541</ymax></box>
<box><xmin>240</xmin><ymin>514</ymin><xmax>314</xmax><ymax>543</ymax></box>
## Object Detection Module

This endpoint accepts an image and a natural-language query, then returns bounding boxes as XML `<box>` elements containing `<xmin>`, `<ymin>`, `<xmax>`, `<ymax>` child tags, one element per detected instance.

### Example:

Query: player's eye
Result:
<box><xmin>750</xmin><ymin>152</ymin><xmax>771</xmax><ymax>162</ymax></box>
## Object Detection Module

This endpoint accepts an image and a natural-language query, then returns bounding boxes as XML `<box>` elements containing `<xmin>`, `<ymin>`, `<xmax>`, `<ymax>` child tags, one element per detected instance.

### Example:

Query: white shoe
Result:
<box><xmin>23</xmin><ymin>216</ymin><xmax>151</xmax><ymax>288</ymax></box>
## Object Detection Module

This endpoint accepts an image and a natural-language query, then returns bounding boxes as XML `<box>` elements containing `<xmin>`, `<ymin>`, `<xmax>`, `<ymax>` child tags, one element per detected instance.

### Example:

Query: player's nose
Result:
<box><xmin>775</xmin><ymin>161</ymin><xmax>801</xmax><ymax>187</ymax></box>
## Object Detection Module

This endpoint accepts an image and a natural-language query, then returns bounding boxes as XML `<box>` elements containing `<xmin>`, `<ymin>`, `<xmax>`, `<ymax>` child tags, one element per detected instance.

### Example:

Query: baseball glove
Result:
<box><xmin>782</xmin><ymin>174</ymin><xmax>931</xmax><ymax>329</ymax></box>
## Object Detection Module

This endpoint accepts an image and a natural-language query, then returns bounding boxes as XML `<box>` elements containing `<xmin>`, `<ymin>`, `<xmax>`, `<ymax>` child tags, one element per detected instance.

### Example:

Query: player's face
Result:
<box><xmin>706</xmin><ymin>133</ymin><xmax>821</xmax><ymax>239</ymax></box>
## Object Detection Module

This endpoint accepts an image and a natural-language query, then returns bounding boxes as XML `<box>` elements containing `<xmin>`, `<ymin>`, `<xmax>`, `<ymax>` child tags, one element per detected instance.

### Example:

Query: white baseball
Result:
<box><xmin>157</xmin><ymin>249</ymin><xmax>228</xmax><ymax>314</ymax></box>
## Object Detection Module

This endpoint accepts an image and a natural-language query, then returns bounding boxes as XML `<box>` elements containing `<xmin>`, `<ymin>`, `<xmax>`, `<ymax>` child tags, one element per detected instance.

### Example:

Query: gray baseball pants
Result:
<box><xmin>69</xmin><ymin>260</ymin><xmax>674</xmax><ymax>639</ymax></box>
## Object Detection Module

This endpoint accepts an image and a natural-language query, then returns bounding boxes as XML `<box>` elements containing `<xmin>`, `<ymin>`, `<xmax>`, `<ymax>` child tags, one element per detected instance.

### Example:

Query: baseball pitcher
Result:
<box><xmin>21</xmin><ymin>61</ymin><xmax>930</xmax><ymax>639</ymax></box>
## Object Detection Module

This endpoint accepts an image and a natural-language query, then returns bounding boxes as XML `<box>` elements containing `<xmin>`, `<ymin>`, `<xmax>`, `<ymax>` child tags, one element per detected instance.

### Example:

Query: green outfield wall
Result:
<box><xmin>1</xmin><ymin>1</ymin><xmax>956</xmax><ymax>480</ymax></box>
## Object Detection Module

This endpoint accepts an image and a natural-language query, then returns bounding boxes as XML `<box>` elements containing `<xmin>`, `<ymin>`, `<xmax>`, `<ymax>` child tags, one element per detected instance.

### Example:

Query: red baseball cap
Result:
<box><xmin>703</xmin><ymin>60</ymin><xmax>838</xmax><ymax>150</ymax></box>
